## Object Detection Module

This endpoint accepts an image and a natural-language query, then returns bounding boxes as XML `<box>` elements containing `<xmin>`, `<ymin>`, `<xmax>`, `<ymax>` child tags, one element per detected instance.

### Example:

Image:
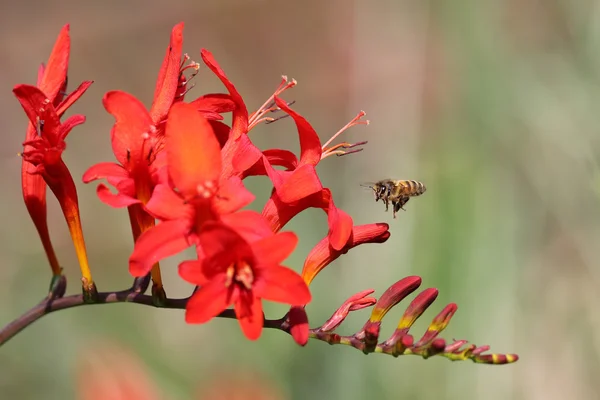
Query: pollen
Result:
<box><xmin>224</xmin><ymin>262</ymin><xmax>254</xmax><ymax>290</ymax></box>
<box><xmin>196</xmin><ymin>180</ymin><xmax>217</xmax><ymax>199</ymax></box>
<box><xmin>234</xmin><ymin>263</ymin><xmax>254</xmax><ymax>290</ymax></box>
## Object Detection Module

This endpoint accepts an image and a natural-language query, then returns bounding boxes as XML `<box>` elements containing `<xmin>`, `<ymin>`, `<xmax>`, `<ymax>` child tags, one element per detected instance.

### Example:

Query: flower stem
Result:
<box><xmin>0</xmin><ymin>282</ymin><xmax>284</xmax><ymax>347</ymax></box>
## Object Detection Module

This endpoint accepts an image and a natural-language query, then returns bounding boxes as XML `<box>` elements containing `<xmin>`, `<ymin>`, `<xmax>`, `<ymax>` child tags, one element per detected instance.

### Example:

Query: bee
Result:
<box><xmin>362</xmin><ymin>179</ymin><xmax>426</xmax><ymax>218</ymax></box>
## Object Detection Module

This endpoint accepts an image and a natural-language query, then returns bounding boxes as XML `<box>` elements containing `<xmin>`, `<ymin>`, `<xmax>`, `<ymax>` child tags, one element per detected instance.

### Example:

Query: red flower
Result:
<box><xmin>262</xmin><ymin>188</ymin><xmax>353</xmax><ymax>251</ymax></box>
<box><xmin>82</xmin><ymin>22</ymin><xmax>186</xmax><ymax>209</ymax></box>
<box><xmin>82</xmin><ymin>22</ymin><xmax>192</xmax><ymax>292</ymax></box>
<box><xmin>179</xmin><ymin>217</ymin><xmax>311</xmax><ymax>340</ymax></box>
<box><xmin>128</xmin><ymin>102</ymin><xmax>254</xmax><ymax>277</ymax></box>
<box><xmin>14</xmin><ymin>24</ymin><xmax>94</xmax><ymax>291</ymax></box>
<box><xmin>255</xmin><ymin>99</ymin><xmax>369</xmax><ymax>250</ymax></box>
<box><xmin>17</xmin><ymin>24</ymin><xmax>92</xmax><ymax>278</ymax></box>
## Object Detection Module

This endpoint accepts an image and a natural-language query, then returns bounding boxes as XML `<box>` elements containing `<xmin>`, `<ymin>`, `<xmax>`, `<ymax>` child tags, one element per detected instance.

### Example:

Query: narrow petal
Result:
<box><xmin>212</xmin><ymin>176</ymin><xmax>255</xmax><ymax>215</ymax></box>
<box><xmin>301</xmin><ymin>223</ymin><xmax>391</xmax><ymax>286</ymax></box>
<box><xmin>55</xmin><ymin>80</ymin><xmax>93</xmax><ymax>116</ymax></box>
<box><xmin>251</xmin><ymin>231</ymin><xmax>298</xmax><ymax>266</ymax></box>
<box><xmin>274</xmin><ymin>97</ymin><xmax>322</xmax><ymax>165</ymax></box>
<box><xmin>234</xmin><ymin>293</ymin><xmax>264</xmax><ymax>340</ymax></box>
<box><xmin>103</xmin><ymin>90</ymin><xmax>154</xmax><ymax>167</ymax></box>
<box><xmin>185</xmin><ymin>274</ymin><xmax>233</xmax><ymax>324</ymax></box>
<box><xmin>200</xmin><ymin>49</ymin><xmax>249</xmax><ymax>140</ymax></box>
<box><xmin>57</xmin><ymin>114</ymin><xmax>86</xmax><ymax>141</ymax></box>
<box><xmin>129</xmin><ymin>219</ymin><xmax>191</xmax><ymax>276</ymax></box>
<box><xmin>82</xmin><ymin>162</ymin><xmax>129</xmax><ymax>184</ymax></box>
<box><xmin>325</xmin><ymin>192</ymin><xmax>353</xmax><ymax>251</ymax></box>
<box><xmin>166</xmin><ymin>102</ymin><xmax>221</xmax><ymax>198</ymax></box>
<box><xmin>263</xmin><ymin>149</ymin><xmax>298</xmax><ymax>170</ymax></box>
<box><xmin>39</xmin><ymin>24</ymin><xmax>70</xmax><ymax>102</ymax></box>
<box><xmin>96</xmin><ymin>183</ymin><xmax>140</xmax><ymax>208</ymax></box>
<box><xmin>256</xmin><ymin>267</ymin><xmax>311</xmax><ymax>306</ymax></box>
<box><xmin>144</xmin><ymin>183</ymin><xmax>190</xmax><ymax>221</ymax></box>
<box><xmin>190</xmin><ymin>93</ymin><xmax>235</xmax><ymax>114</ymax></box>
<box><xmin>275</xmin><ymin>164</ymin><xmax>322</xmax><ymax>204</ymax></box>
<box><xmin>150</xmin><ymin>22</ymin><xmax>184</xmax><ymax>123</ymax></box>
<box><xmin>178</xmin><ymin>260</ymin><xmax>209</xmax><ymax>286</ymax></box>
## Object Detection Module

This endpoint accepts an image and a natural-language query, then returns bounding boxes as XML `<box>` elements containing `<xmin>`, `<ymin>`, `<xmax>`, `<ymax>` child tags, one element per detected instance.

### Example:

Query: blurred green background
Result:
<box><xmin>2</xmin><ymin>0</ymin><xmax>599</xmax><ymax>399</ymax></box>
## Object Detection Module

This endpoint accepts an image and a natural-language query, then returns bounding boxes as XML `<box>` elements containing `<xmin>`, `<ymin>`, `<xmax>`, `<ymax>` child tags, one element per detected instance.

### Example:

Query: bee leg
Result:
<box><xmin>384</xmin><ymin>199</ymin><xmax>389</xmax><ymax>212</ymax></box>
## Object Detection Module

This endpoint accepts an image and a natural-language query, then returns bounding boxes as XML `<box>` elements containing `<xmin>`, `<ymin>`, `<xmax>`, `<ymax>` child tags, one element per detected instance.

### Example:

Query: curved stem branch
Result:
<box><xmin>0</xmin><ymin>288</ymin><xmax>285</xmax><ymax>347</ymax></box>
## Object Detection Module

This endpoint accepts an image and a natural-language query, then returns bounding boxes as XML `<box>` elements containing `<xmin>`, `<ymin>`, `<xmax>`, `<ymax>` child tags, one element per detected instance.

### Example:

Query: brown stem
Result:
<box><xmin>0</xmin><ymin>289</ymin><xmax>285</xmax><ymax>347</ymax></box>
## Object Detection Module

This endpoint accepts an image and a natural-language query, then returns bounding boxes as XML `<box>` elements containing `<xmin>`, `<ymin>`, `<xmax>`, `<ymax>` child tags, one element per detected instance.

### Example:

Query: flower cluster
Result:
<box><xmin>6</xmin><ymin>22</ymin><xmax>518</xmax><ymax>365</ymax></box>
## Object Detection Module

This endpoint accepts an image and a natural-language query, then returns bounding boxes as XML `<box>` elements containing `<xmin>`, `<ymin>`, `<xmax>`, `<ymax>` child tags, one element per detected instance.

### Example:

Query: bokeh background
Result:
<box><xmin>1</xmin><ymin>0</ymin><xmax>599</xmax><ymax>399</ymax></box>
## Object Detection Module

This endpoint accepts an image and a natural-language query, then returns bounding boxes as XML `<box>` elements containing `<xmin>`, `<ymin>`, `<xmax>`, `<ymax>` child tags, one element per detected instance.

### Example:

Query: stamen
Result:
<box><xmin>248</xmin><ymin>76</ymin><xmax>297</xmax><ymax>129</ymax></box>
<box><xmin>322</xmin><ymin>141</ymin><xmax>368</xmax><ymax>159</ymax></box>
<box><xmin>225</xmin><ymin>264</ymin><xmax>235</xmax><ymax>287</ymax></box>
<box><xmin>321</xmin><ymin>111</ymin><xmax>368</xmax><ymax>150</ymax></box>
<box><xmin>176</xmin><ymin>55</ymin><xmax>200</xmax><ymax>100</ymax></box>
<box><xmin>235</xmin><ymin>263</ymin><xmax>254</xmax><ymax>290</ymax></box>
<box><xmin>320</xmin><ymin>111</ymin><xmax>369</xmax><ymax>160</ymax></box>
<box><xmin>256</xmin><ymin>100</ymin><xmax>296</xmax><ymax>126</ymax></box>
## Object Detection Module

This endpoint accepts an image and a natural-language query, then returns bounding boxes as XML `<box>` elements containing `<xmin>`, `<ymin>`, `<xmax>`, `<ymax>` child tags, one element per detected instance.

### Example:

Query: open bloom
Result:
<box><xmin>128</xmin><ymin>102</ymin><xmax>254</xmax><ymax>276</ymax></box>
<box><xmin>179</xmin><ymin>218</ymin><xmax>311</xmax><ymax>340</ymax></box>
<box><xmin>82</xmin><ymin>23</ymin><xmax>186</xmax><ymax>210</ymax></box>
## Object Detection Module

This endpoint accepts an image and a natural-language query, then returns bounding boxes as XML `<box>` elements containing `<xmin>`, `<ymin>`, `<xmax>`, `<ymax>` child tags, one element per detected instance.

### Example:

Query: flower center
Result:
<box><xmin>225</xmin><ymin>261</ymin><xmax>254</xmax><ymax>290</ymax></box>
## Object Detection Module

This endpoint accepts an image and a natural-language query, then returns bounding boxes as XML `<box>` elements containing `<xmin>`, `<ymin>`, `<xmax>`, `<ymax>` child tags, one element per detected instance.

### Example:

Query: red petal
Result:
<box><xmin>55</xmin><ymin>80</ymin><xmax>93</xmax><ymax>116</ymax></box>
<box><xmin>200</xmin><ymin>49</ymin><xmax>248</xmax><ymax>140</ymax></box>
<box><xmin>13</xmin><ymin>85</ymin><xmax>60</xmax><ymax>133</ymax></box>
<box><xmin>39</xmin><ymin>24</ymin><xmax>70</xmax><ymax>102</ymax></box>
<box><xmin>251</xmin><ymin>231</ymin><xmax>298</xmax><ymax>266</ymax></box>
<box><xmin>234</xmin><ymin>293</ymin><xmax>263</xmax><ymax>340</ymax></box>
<box><xmin>166</xmin><ymin>102</ymin><xmax>221</xmax><ymax>198</ymax></box>
<box><xmin>57</xmin><ymin>114</ymin><xmax>86</xmax><ymax>141</ymax></box>
<box><xmin>301</xmin><ymin>223</ymin><xmax>391</xmax><ymax>285</ymax></box>
<box><xmin>208</xmin><ymin>120</ymin><xmax>231</xmax><ymax>148</ymax></box>
<box><xmin>82</xmin><ymin>162</ymin><xmax>128</xmax><ymax>184</ymax></box>
<box><xmin>212</xmin><ymin>176</ymin><xmax>255</xmax><ymax>215</ymax></box>
<box><xmin>129</xmin><ymin>219</ymin><xmax>191</xmax><ymax>276</ymax></box>
<box><xmin>144</xmin><ymin>183</ymin><xmax>189</xmax><ymax>221</ymax></box>
<box><xmin>103</xmin><ymin>90</ymin><xmax>153</xmax><ymax>168</ymax></box>
<box><xmin>227</xmin><ymin>134</ymin><xmax>263</xmax><ymax>178</ymax></box>
<box><xmin>274</xmin><ymin>96</ymin><xmax>322</xmax><ymax>165</ymax></box>
<box><xmin>96</xmin><ymin>183</ymin><xmax>140</xmax><ymax>208</ymax></box>
<box><xmin>191</xmin><ymin>93</ymin><xmax>235</xmax><ymax>114</ymax></box>
<box><xmin>256</xmin><ymin>267</ymin><xmax>311</xmax><ymax>306</ymax></box>
<box><xmin>197</xmin><ymin>222</ymin><xmax>251</xmax><ymax>260</ymax></box>
<box><xmin>325</xmin><ymin>191</ymin><xmax>353</xmax><ymax>251</ymax></box>
<box><xmin>178</xmin><ymin>260</ymin><xmax>209</xmax><ymax>286</ymax></box>
<box><xmin>274</xmin><ymin>164</ymin><xmax>322</xmax><ymax>203</ymax></box>
<box><xmin>220</xmin><ymin>210</ymin><xmax>274</xmax><ymax>243</ymax></box>
<box><xmin>150</xmin><ymin>22</ymin><xmax>184</xmax><ymax>123</ymax></box>
<box><xmin>263</xmin><ymin>149</ymin><xmax>298</xmax><ymax>170</ymax></box>
<box><xmin>185</xmin><ymin>274</ymin><xmax>232</xmax><ymax>324</ymax></box>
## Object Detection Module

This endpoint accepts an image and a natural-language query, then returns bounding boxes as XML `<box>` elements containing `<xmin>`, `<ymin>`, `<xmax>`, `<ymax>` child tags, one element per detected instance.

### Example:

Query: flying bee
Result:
<box><xmin>361</xmin><ymin>179</ymin><xmax>426</xmax><ymax>218</ymax></box>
